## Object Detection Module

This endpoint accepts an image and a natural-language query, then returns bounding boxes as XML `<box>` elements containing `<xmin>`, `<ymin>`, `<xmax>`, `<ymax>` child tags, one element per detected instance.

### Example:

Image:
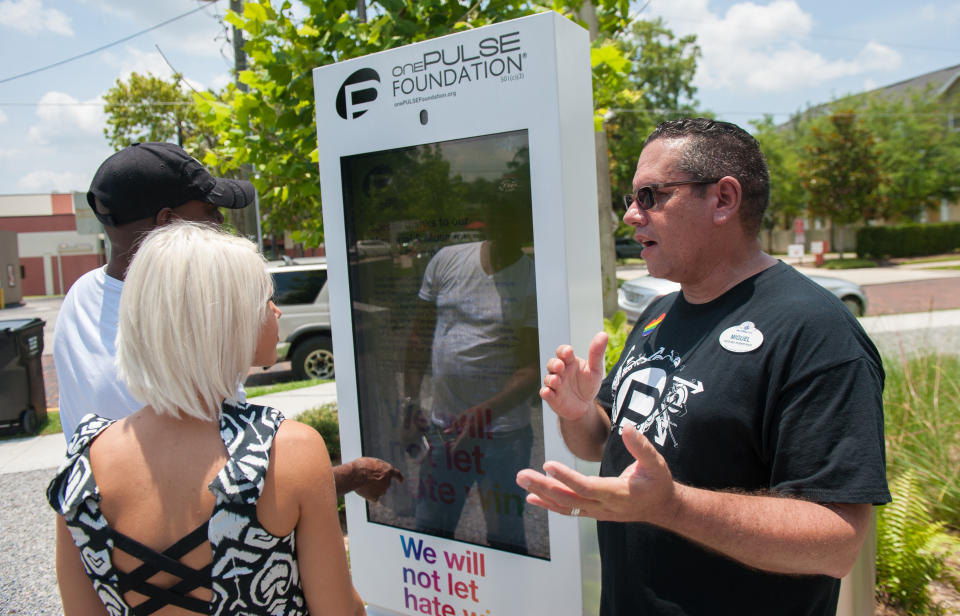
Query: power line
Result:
<box><xmin>0</xmin><ymin>2</ymin><xmax>222</xmax><ymax>86</ymax></box>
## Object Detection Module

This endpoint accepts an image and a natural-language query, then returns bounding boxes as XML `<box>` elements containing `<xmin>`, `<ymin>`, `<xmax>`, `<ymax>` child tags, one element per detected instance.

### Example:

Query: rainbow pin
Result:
<box><xmin>641</xmin><ymin>312</ymin><xmax>666</xmax><ymax>337</ymax></box>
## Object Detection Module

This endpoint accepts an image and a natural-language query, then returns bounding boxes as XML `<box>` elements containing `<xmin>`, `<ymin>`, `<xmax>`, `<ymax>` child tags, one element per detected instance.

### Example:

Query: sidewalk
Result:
<box><xmin>0</xmin><ymin>381</ymin><xmax>339</xmax><ymax>476</ymax></box>
<box><xmin>4</xmin><ymin>259</ymin><xmax>960</xmax><ymax>476</ymax></box>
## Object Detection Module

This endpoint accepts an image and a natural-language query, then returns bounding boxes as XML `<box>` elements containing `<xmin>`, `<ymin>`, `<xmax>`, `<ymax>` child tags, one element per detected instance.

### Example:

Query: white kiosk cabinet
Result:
<box><xmin>314</xmin><ymin>12</ymin><xmax>601</xmax><ymax>615</ymax></box>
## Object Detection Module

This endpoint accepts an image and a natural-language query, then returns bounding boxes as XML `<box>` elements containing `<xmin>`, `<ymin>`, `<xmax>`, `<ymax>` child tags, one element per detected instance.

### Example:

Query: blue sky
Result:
<box><xmin>0</xmin><ymin>0</ymin><xmax>958</xmax><ymax>196</ymax></box>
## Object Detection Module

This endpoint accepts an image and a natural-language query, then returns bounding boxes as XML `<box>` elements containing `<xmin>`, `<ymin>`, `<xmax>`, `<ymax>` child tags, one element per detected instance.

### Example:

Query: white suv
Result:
<box><xmin>267</xmin><ymin>257</ymin><xmax>334</xmax><ymax>380</ymax></box>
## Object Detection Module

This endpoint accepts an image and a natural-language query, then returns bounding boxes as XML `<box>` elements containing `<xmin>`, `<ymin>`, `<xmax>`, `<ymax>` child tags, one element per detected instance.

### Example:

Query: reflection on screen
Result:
<box><xmin>341</xmin><ymin>130</ymin><xmax>548</xmax><ymax>559</ymax></box>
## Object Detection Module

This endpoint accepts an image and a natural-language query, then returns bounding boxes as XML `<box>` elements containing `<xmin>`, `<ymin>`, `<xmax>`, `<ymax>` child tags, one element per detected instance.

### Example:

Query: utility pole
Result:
<box><xmin>230</xmin><ymin>0</ymin><xmax>248</xmax><ymax>92</ymax></box>
<box><xmin>211</xmin><ymin>0</ymin><xmax>260</xmax><ymax>246</ymax></box>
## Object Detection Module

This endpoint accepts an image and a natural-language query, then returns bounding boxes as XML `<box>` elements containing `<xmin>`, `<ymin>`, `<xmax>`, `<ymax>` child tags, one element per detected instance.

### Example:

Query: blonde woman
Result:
<box><xmin>48</xmin><ymin>221</ymin><xmax>364</xmax><ymax>615</ymax></box>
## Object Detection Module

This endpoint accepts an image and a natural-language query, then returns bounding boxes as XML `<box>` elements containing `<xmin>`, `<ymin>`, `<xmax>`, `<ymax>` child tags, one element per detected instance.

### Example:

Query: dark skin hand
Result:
<box><xmin>333</xmin><ymin>457</ymin><xmax>404</xmax><ymax>501</ymax></box>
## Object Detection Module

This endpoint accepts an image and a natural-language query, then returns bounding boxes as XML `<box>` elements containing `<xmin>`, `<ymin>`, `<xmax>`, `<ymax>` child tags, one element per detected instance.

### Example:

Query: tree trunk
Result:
<box><xmin>830</xmin><ymin>220</ymin><xmax>845</xmax><ymax>260</ymax></box>
<box><xmin>578</xmin><ymin>2</ymin><xmax>619</xmax><ymax>316</ymax></box>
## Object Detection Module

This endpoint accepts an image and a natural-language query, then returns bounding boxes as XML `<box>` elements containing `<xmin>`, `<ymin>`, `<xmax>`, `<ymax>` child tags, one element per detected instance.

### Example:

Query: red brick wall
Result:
<box><xmin>16</xmin><ymin>254</ymin><xmax>102</xmax><ymax>296</ymax></box>
<box><xmin>19</xmin><ymin>256</ymin><xmax>45</xmax><ymax>296</ymax></box>
<box><xmin>0</xmin><ymin>215</ymin><xmax>76</xmax><ymax>233</ymax></box>
<box><xmin>60</xmin><ymin>254</ymin><xmax>101</xmax><ymax>294</ymax></box>
<box><xmin>51</xmin><ymin>194</ymin><xmax>73</xmax><ymax>215</ymax></box>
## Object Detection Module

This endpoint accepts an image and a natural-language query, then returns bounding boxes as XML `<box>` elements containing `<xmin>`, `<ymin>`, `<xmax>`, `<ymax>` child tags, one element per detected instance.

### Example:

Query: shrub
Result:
<box><xmin>858</xmin><ymin>222</ymin><xmax>960</xmax><ymax>259</ymax></box>
<box><xmin>883</xmin><ymin>354</ymin><xmax>960</xmax><ymax>527</ymax></box>
<box><xmin>603</xmin><ymin>310</ymin><xmax>632</xmax><ymax>373</ymax></box>
<box><xmin>876</xmin><ymin>470</ymin><xmax>960</xmax><ymax>614</ymax></box>
<box><xmin>297</xmin><ymin>403</ymin><xmax>341</xmax><ymax>463</ymax></box>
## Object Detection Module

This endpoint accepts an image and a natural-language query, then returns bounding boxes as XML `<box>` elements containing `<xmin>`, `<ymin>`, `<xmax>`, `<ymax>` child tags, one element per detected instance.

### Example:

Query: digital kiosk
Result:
<box><xmin>313</xmin><ymin>12</ymin><xmax>602</xmax><ymax>615</ymax></box>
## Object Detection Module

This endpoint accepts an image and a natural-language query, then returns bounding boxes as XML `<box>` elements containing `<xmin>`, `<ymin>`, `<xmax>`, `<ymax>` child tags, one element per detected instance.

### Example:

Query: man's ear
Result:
<box><xmin>155</xmin><ymin>207</ymin><xmax>176</xmax><ymax>226</ymax></box>
<box><xmin>712</xmin><ymin>176</ymin><xmax>741</xmax><ymax>227</ymax></box>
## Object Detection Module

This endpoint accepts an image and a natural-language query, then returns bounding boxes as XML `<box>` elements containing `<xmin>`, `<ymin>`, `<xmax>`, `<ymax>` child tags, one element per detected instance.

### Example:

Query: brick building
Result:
<box><xmin>0</xmin><ymin>192</ymin><xmax>103</xmax><ymax>297</ymax></box>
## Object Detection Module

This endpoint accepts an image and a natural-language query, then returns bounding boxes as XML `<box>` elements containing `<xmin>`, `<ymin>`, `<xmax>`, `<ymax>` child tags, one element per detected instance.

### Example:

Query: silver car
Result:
<box><xmin>266</xmin><ymin>258</ymin><xmax>334</xmax><ymax>380</ymax></box>
<box><xmin>618</xmin><ymin>271</ymin><xmax>868</xmax><ymax>321</ymax></box>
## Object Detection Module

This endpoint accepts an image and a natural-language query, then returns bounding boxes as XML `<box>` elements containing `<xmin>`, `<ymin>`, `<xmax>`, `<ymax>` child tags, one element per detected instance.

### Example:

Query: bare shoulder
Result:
<box><xmin>271</xmin><ymin>419</ymin><xmax>333</xmax><ymax>488</ymax></box>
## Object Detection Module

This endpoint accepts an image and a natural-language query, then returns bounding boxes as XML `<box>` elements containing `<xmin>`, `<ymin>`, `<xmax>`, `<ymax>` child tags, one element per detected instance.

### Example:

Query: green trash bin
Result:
<box><xmin>0</xmin><ymin>318</ymin><xmax>47</xmax><ymax>435</ymax></box>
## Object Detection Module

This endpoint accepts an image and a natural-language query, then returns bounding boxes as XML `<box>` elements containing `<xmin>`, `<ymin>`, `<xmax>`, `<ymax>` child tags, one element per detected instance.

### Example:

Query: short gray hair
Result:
<box><xmin>117</xmin><ymin>221</ymin><xmax>272</xmax><ymax>421</ymax></box>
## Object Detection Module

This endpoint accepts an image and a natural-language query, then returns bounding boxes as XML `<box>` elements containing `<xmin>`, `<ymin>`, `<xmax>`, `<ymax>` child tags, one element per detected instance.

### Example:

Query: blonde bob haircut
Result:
<box><xmin>116</xmin><ymin>221</ymin><xmax>273</xmax><ymax>421</ymax></box>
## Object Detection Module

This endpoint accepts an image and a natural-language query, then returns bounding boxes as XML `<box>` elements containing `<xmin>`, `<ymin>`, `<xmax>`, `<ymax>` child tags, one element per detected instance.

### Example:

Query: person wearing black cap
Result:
<box><xmin>56</xmin><ymin>142</ymin><xmax>253</xmax><ymax>438</ymax></box>
<box><xmin>54</xmin><ymin>142</ymin><xmax>401</xmax><ymax>497</ymax></box>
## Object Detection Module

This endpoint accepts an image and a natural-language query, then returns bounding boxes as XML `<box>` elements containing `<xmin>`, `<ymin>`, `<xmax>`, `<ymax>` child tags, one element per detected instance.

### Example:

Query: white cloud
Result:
<box><xmin>99</xmin><ymin>46</ymin><xmax>228</xmax><ymax>93</ymax></box>
<box><xmin>17</xmin><ymin>169</ymin><xmax>89</xmax><ymax>193</ymax></box>
<box><xmin>0</xmin><ymin>0</ymin><xmax>73</xmax><ymax>35</ymax></box>
<box><xmin>647</xmin><ymin>0</ymin><xmax>903</xmax><ymax>94</ymax></box>
<box><xmin>27</xmin><ymin>91</ymin><xmax>104</xmax><ymax>146</ymax></box>
<box><xmin>0</xmin><ymin>109</ymin><xmax>7</xmax><ymax>124</ymax></box>
<box><xmin>109</xmin><ymin>46</ymin><xmax>178</xmax><ymax>81</ymax></box>
<box><xmin>81</xmin><ymin>0</ymin><xmax>227</xmax><ymax>60</ymax></box>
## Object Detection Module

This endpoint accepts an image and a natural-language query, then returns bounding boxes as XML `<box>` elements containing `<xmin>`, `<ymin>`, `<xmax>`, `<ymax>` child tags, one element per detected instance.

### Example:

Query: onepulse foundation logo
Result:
<box><xmin>336</xmin><ymin>68</ymin><xmax>381</xmax><ymax>119</ymax></box>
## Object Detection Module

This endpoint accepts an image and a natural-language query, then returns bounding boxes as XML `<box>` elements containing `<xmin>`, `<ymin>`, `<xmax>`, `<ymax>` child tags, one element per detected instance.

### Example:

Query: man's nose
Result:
<box><xmin>623</xmin><ymin>203</ymin><xmax>646</xmax><ymax>226</ymax></box>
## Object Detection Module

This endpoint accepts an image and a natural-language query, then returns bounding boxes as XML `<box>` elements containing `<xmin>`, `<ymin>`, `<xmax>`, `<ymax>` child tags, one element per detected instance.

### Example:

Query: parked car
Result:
<box><xmin>449</xmin><ymin>230</ymin><xmax>483</xmax><ymax>244</ymax></box>
<box><xmin>354</xmin><ymin>239</ymin><xmax>393</xmax><ymax>258</ymax></box>
<box><xmin>615</xmin><ymin>236</ymin><xmax>645</xmax><ymax>259</ymax></box>
<box><xmin>618</xmin><ymin>272</ymin><xmax>867</xmax><ymax>321</ymax></box>
<box><xmin>267</xmin><ymin>258</ymin><xmax>334</xmax><ymax>380</ymax></box>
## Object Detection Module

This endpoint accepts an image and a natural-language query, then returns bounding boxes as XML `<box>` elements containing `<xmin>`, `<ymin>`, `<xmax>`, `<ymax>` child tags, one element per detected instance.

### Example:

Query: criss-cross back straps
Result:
<box><xmin>107</xmin><ymin>521</ymin><xmax>212</xmax><ymax>615</ymax></box>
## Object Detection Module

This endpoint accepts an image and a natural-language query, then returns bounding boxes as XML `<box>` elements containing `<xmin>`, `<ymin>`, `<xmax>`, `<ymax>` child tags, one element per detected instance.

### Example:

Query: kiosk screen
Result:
<box><xmin>341</xmin><ymin>129</ymin><xmax>548</xmax><ymax>558</ymax></box>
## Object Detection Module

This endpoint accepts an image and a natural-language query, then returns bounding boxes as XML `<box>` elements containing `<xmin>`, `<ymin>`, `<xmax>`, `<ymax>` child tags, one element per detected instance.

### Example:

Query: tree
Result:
<box><xmin>604</xmin><ymin>17</ymin><xmax>701</xmax><ymax>202</ymax></box>
<box><xmin>798</xmin><ymin>109</ymin><xmax>880</xmax><ymax>257</ymax></box>
<box><xmin>102</xmin><ymin>72</ymin><xmax>210</xmax><ymax>154</ymax></box>
<box><xmin>855</xmin><ymin>89</ymin><xmax>960</xmax><ymax>222</ymax></box>
<box><xmin>196</xmin><ymin>2</ymin><xmax>704</xmax><ymax>313</ymax></box>
<box><xmin>750</xmin><ymin>114</ymin><xmax>805</xmax><ymax>249</ymax></box>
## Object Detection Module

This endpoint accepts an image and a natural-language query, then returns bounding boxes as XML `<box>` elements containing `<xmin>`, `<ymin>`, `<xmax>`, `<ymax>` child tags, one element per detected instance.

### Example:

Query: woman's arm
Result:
<box><xmin>55</xmin><ymin>516</ymin><xmax>109</xmax><ymax>616</ymax></box>
<box><xmin>272</xmin><ymin>420</ymin><xmax>365</xmax><ymax>616</ymax></box>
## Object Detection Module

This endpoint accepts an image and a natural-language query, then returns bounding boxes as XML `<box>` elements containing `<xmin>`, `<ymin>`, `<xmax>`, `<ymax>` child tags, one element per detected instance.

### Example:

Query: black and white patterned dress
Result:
<box><xmin>47</xmin><ymin>402</ymin><xmax>308</xmax><ymax>615</ymax></box>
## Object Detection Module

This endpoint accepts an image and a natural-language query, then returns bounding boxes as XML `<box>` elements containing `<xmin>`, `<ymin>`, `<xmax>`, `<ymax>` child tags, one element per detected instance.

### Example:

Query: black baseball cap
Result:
<box><xmin>86</xmin><ymin>142</ymin><xmax>255</xmax><ymax>226</ymax></box>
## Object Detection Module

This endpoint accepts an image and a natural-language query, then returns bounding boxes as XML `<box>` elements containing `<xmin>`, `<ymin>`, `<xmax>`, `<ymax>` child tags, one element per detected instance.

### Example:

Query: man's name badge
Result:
<box><xmin>719</xmin><ymin>321</ymin><xmax>764</xmax><ymax>353</ymax></box>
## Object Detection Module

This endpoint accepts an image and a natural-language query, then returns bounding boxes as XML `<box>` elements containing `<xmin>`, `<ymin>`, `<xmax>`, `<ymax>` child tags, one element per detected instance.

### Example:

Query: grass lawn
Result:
<box><xmin>245</xmin><ymin>378</ymin><xmax>331</xmax><ymax>399</ymax></box>
<box><xmin>0</xmin><ymin>409</ymin><xmax>62</xmax><ymax>440</ymax></box>
<box><xmin>818</xmin><ymin>257</ymin><xmax>878</xmax><ymax>269</ymax></box>
<box><xmin>896</xmin><ymin>254</ymin><xmax>960</xmax><ymax>265</ymax></box>
<box><xmin>0</xmin><ymin>379</ymin><xmax>330</xmax><ymax>440</ymax></box>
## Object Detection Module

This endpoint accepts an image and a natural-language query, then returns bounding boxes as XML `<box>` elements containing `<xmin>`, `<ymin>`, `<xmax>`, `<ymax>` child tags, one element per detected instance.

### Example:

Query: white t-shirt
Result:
<box><xmin>418</xmin><ymin>242</ymin><xmax>538</xmax><ymax>432</ymax></box>
<box><xmin>54</xmin><ymin>266</ymin><xmax>247</xmax><ymax>439</ymax></box>
<box><xmin>54</xmin><ymin>267</ymin><xmax>143</xmax><ymax>439</ymax></box>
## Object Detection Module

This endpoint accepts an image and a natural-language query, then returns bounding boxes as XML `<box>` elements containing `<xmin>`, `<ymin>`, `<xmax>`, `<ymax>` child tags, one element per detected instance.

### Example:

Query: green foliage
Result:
<box><xmin>857</xmin><ymin>222</ymin><xmax>960</xmax><ymax>259</ymax></box>
<box><xmin>800</xmin><ymin>110</ymin><xmax>881</xmax><ymax>224</ymax></box>
<box><xmin>883</xmin><ymin>354</ymin><xmax>960</xmax><ymax>526</ymax></box>
<box><xmin>103</xmin><ymin>72</ymin><xmax>211</xmax><ymax>155</ymax></box>
<box><xmin>876</xmin><ymin>470</ymin><xmax>960</xmax><ymax>614</ymax></box>
<box><xmin>602</xmin><ymin>309</ymin><xmax>631</xmax><ymax>373</ymax></box>
<box><xmin>751</xmin><ymin>114</ymin><xmax>805</xmax><ymax>231</ymax></box>
<box><xmin>856</xmin><ymin>89</ymin><xmax>960</xmax><ymax>222</ymax></box>
<box><xmin>603</xmin><ymin>17</ymin><xmax>702</xmax><ymax>206</ymax></box>
<box><xmin>297</xmin><ymin>402</ymin><xmax>341</xmax><ymax>462</ymax></box>
<box><xmin>195</xmin><ymin>2</ymin><xmax>697</xmax><ymax>245</ymax></box>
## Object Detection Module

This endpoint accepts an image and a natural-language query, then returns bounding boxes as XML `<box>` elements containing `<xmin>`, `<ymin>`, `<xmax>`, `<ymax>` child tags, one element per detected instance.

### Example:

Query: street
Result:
<box><xmin>2</xmin><ymin>262</ymin><xmax>960</xmax><ymax>412</ymax></box>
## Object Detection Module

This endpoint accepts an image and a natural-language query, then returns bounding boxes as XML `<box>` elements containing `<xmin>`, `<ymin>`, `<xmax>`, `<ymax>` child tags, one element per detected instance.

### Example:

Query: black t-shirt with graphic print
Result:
<box><xmin>595</xmin><ymin>261</ymin><xmax>890</xmax><ymax>616</ymax></box>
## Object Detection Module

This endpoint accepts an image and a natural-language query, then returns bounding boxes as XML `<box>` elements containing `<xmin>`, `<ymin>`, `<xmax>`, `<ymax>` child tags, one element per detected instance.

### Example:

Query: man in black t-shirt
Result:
<box><xmin>516</xmin><ymin>119</ymin><xmax>890</xmax><ymax>615</ymax></box>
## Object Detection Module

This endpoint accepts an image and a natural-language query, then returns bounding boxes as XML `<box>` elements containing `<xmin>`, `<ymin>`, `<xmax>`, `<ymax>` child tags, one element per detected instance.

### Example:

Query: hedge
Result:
<box><xmin>857</xmin><ymin>222</ymin><xmax>960</xmax><ymax>259</ymax></box>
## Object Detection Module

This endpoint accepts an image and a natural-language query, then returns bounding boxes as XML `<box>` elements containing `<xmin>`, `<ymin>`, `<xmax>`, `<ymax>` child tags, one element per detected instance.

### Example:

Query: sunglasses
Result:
<box><xmin>623</xmin><ymin>178</ymin><xmax>722</xmax><ymax>211</ymax></box>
